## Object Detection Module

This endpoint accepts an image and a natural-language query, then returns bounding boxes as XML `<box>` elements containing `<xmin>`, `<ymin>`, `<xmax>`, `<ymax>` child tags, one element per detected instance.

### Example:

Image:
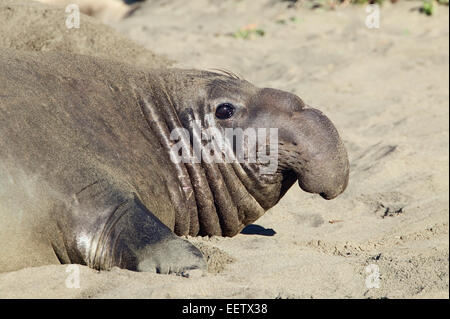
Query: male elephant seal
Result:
<box><xmin>0</xmin><ymin>49</ymin><xmax>349</xmax><ymax>275</ymax></box>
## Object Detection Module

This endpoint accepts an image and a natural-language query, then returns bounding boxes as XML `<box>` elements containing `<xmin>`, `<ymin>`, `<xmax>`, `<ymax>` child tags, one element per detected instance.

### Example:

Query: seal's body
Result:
<box><xmin>0</xmin><ymin>49</ymin><xmax>349</xmax><ymax>274</ymax></box>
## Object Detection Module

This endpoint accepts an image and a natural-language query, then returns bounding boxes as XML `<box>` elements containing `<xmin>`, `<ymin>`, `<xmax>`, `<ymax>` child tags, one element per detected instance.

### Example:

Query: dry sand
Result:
<box><xmin>36</xmin><ymin>0</ymin><xmax>138</xmax><ymax>23</ymax></box>
<box><xmin>0</xmin><ymin>0</ymin><xmax>168</xmax><ymax>68</ymax></box>
<box><xmin>0</xmin><ymin>0</ymin><xmax>448</xmax><ymax>298</ymax></box>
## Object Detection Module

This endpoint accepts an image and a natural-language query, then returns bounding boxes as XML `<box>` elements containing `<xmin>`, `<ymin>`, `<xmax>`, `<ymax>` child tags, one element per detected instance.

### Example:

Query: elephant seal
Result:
<box><xmin>0</xmin><ymin>48</ymin><xmax>349</xmax><ymax>275</ymax></box>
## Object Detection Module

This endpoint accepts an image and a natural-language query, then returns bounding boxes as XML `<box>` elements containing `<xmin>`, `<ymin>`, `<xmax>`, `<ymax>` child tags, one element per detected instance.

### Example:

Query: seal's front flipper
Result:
<box><xmin>101</xmin><ymin>196</ymin><xmax>207</xmax><ymax>276</ymax></box>
<box><xmin>62</xmin><ymin>180</ymin><xmax>206</xmax><ymax>275</ymax></box>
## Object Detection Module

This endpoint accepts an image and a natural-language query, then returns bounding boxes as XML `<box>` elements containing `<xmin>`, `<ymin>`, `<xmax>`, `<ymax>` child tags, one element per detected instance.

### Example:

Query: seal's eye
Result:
<box><xmin>215</xmin><ymin>103</ymin><xmax>235</xmax><ymax>120</ymax></box>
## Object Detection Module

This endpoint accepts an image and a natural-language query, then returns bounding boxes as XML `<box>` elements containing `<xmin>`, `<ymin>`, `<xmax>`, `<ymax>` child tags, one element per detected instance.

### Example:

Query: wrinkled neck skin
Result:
<box><xmin>134</xmin><ymin>70</ymin><xmax>293</xmax><ymax>237</ymax></box>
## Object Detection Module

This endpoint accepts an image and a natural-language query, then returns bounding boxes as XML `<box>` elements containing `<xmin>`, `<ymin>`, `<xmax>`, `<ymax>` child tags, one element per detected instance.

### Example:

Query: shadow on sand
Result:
<box><xmin>240</xmin><ymin>224</ymin><xmax>276</xmax><ymax>236</ymax></box>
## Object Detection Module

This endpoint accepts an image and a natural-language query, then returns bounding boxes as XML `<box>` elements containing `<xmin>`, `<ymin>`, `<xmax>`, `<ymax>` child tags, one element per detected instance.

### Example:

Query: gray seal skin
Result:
<box><xmin>0</xmin><ymin>48</ymin><xmax>349</xmax><ymax>274</ymax></box>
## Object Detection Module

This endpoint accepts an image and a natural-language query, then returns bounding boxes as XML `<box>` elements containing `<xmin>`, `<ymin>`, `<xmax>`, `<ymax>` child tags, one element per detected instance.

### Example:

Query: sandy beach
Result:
<box><xmin>0</xmin><ymin>0</ymin><xmax>448</xmax><ymax>298</ymax></box>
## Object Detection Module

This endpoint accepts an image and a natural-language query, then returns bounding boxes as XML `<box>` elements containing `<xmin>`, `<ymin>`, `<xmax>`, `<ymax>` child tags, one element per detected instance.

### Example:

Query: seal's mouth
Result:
<box><xmin>277</xmin><ymin>168</ymin><xmax>348</xmax><ymax>204</ymax></box>
<box><xmin>320</xmin><ymin>192</ymin><xmax>334</xmax><ymax>200</ymax></box>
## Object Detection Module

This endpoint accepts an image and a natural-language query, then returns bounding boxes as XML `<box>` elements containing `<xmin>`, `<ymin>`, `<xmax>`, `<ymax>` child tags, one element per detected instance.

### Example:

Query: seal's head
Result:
<box><xmin>200</xmin><ymin>71</ymin><xmax>349</xmax><ymax>202</ymax></box>
<box><xmin>155</xmin><ymin>69</ymin><xmax>349</xmax><ymax>234</ymax></box>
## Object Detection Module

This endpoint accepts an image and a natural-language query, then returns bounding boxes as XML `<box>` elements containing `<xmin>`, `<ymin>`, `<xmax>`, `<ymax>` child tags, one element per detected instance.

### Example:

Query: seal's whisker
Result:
<box><xmin>208</xmin><ymin>68</ymin><xmax>242</xmax><ymax>80</ymax></box>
